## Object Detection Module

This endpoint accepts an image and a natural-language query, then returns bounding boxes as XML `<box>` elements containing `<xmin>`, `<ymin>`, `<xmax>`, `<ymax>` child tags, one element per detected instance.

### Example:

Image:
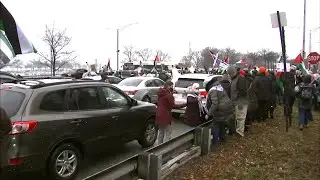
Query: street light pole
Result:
<box><xmin>116</xmin><ymin>29</ymin><xmax>120</xmax><ymax>71</ymax></box>
<box><xmin>115</xmin><ymin>22</ymin><xmax>138</xmax><ymax>71</ymax></box>
<box><xmin>302</xmin><ymin>0</ymin><xmax>307</xmax><ymax>60</ymax></box>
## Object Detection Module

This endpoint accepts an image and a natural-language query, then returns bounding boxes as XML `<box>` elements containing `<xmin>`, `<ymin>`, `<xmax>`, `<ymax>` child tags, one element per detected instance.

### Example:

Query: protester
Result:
<box><xmin>219</xmin><ymin>74</ymin><xmax>231</xmax><ymax>98</ymax></box>
<box><xmin>246</xmin><ymin>75</ymin><xmax>258</xmax><ymax>128</ymax></box>
<box><xmin>156</xmin><ymin>81</ymin><xmax>186</xmax><ymax>144</ymax></box>
<box><xmin>268</xmin><ymin>71</ymin><xmax>277</xmax><ymax>119</ymax></box>
<box><xmin>282</xmin><ymin>66</ymin><xmax>297</xmax><ymax>123</ymax></box>
<box><xmin>184</xmin><ymin>83</ymin><xmax>206</xmax><ymax>126</ymax></box>
<box><xmin>252</xmin><ymin>66</ymin><xmax>272</xmax><ymax>121</ymax></box>
<box><xmin>0</xmin><ymin>107</ymin><xmax>12</xmax><ymax>176</ymax></box>
<box><xmin>226</xmin><ymin>66</ymin><xmax>249</xmax><ymax>137</ymax></box>
<box><xmin>205</xmin><ymin>77</ymin><xmax>234</xmax><ymax>143</ymax></box>
<box><xmin>294</xmin><ymin>75</ymin><xmax>317</xmax><ymax>130</ymax></box>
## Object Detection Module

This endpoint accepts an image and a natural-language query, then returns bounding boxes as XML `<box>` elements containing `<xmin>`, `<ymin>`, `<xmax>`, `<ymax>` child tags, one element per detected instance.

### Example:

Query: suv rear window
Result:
<box><xmin>0</xmin><ymin>90</ymin><xmax>25</xmax><ymax>117</ymax></box>
<box><xmin>175</xmin><ymin>78</ymin><xmax>205</xmax><ymax>89</ymax></box>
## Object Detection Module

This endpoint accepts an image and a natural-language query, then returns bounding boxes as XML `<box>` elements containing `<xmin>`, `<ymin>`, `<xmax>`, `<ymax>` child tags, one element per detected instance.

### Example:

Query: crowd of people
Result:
<box><xmin>155</xmin><ymin>65</ymin><xmax>320</xmax><ymax>144</ymax></box>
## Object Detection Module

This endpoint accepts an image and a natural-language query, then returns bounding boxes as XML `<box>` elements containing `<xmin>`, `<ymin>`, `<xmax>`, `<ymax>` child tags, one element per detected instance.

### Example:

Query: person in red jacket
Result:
<box><xmin>156</xmin><ymin>81</ymin><xmax>186</xmax><ymax>144</ymax></box>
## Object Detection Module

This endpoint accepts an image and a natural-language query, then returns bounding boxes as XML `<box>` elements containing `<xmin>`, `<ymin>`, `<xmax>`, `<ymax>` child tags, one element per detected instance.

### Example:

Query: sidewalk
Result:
<box><xmin>165</xmin><ymin>108</ymin><xmax>320</xmax><ymax>180</ymax></box>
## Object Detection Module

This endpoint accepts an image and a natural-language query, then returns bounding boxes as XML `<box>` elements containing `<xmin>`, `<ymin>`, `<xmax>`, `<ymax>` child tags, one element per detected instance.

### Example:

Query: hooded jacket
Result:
<box><xmin>206</xmin><ymin>81</ymin><xmax>234</xmax><ymax>122</ymax></box>
<box><xmin>156</xmin><ymin>88</ymin><xmax>186</xmax><ymax>126</ymax></box>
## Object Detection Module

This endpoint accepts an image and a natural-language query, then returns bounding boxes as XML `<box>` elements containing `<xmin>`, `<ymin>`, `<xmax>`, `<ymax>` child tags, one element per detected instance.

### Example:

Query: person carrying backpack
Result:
<box><xmin>294</xmin><ymin>75</ymin><xmax>317</xmax><ymax>130</ymax></box>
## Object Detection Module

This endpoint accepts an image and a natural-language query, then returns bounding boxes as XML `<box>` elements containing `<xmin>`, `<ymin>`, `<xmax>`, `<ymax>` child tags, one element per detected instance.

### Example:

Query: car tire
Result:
<box><xmin>172</xmin><ymin>112</ymin><xmax>181</xmax><ymax>119</ymax></box>
<box><xmin>47</xmin><ymin>143</ymin><xmax>81</xmax><ymax>180</ymax></box>
<box><xmin>142</xmin><ymin>96</ymin><xmax>151</xmax><ymax>103</ymax></box>
<box><xmin>138</xmin><ymin>120</ymin><xmax>158</xmax><ymax>148</ymax></box>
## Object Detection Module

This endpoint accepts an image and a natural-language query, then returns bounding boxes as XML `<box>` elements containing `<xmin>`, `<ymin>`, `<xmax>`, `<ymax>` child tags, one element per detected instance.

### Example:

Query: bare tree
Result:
<box><xmin>181</xmin><ymin>50</ymin><xmax>203</xmax><ymax>68</ymax></box>
<box><xmin>38</xmin><ymin>24</ymin><xmax>77</xmax><ymax>76</ymax></box>
<box><xmin>155</xmin><ymin>50</ymin><xmax>170</xmax><ymax>62</ymax></box>
<box><xmin>135</xmin><ymin>48</ymin><xmax>152</xmax><ymax>61</ymax></box>
<box><xmin>0</xmin><ymin>58</ymin><xmax>23</xmax><ymax>69</ymax></box>
<box><xmin>123</xmin><ymin>45</ymin><xmax>136</xmax><ymax>62</ymax></box>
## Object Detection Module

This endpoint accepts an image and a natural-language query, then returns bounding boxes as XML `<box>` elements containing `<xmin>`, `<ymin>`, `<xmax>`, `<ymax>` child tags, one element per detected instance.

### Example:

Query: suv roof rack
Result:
<box><xmin>30</xmin><ymin>79</ymin><xmax>104</xmax><ymax>89</ymax></box>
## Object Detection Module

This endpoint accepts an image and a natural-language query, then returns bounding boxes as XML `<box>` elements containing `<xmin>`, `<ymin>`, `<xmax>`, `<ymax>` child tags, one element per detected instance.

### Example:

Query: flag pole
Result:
<box><xmin>302</xmin><ymin>0</ymin><xmax>307</xmax><ymax>67</ymax></box>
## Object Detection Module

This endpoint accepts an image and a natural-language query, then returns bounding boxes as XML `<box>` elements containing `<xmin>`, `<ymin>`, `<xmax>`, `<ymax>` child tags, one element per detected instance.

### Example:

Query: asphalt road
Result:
<box><xmin>76</xmin><ymin>119</ymin><xmax>191</xmax><ymax>180</ymax></box>
<box><xmin>4</xmin><ymin>119</ymin><xmax>192</xmax><ymax>180</ymax></box>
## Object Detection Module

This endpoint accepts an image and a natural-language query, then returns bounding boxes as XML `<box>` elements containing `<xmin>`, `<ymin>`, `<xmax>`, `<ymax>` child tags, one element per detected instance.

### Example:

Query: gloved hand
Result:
<box><xmin>205</xmin><ymin>115</ymin><xmax>209</xmax><ymax>120</ymax></box>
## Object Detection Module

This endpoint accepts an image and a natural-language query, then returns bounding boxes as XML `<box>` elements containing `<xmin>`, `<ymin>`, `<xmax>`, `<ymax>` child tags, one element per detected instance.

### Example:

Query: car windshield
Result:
<box><xmin>0</xmin><ymin>90</ymin><xmax>25</xmax><ymax>117</ymax></box>
<box><xmin>175</xmin><ymin>78</ymin><xmax>205</xmax><ymax>89</ymax></box>
<box><xmin>118</xmin><ymin>78</ymin><xmax>143</xmax><ymax>87</ymax></box>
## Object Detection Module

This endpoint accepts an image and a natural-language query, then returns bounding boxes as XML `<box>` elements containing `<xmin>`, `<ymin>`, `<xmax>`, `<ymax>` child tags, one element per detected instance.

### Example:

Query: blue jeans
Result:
<box><xmin>298</xmin><ymin>108</ymin><xmax>313</xmax><ymax>125</ymax></box>
<box><xmin>212</xmin><ymin>121</ymin><xmax>226</xmax><ymax>143</ymax></box>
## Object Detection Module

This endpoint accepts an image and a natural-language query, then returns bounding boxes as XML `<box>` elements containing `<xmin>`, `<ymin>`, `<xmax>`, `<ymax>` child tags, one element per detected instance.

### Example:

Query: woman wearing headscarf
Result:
<box><xmin>184</xmin><ymin>83</ymin><xmax>206</xmax><ymax>126</ymax></box>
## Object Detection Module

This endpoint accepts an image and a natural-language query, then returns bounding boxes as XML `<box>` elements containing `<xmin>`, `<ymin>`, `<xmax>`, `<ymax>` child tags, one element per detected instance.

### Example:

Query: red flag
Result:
<box><xmin>155</xmin><ymin>55</ymin><xmax>160</xmax><ymax>62</ymax></box>
<box><xmin>154</xmin><ymin>55</ymin><xmax>160</xmax><ymax>66</ymax></box>
<box><xmin>294</xmin><ymin>53</ymin><xmax>303</xmax><ymax>64</ymax></box>
<box><xmin>224</xmin><ymin>56</ymin><xmax>230</xmax><ymax>64</ymax></box>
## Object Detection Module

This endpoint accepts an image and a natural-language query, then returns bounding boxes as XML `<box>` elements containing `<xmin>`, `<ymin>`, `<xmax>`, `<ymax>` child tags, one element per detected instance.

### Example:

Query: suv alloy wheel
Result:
<box><xmin>138</xmin><ymin>120</ymin><xmax>158</xmax><ymax>148</ymax></box>
<box><xmin>48</xmin><ymin>143</ymin><xmax>81</xmax><ymax>180</ymax></box>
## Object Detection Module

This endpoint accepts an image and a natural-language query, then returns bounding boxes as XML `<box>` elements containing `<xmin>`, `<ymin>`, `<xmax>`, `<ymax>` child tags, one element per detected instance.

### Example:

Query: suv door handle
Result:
<box><xmin>112</xmin><ymin>116</ymin><xmax>119</xmax><ymax>120</ymax></box>
<box><xmin>70</xmin><ymin>119</ymin><xmax>83</xmax><ymax>124</ymax></box>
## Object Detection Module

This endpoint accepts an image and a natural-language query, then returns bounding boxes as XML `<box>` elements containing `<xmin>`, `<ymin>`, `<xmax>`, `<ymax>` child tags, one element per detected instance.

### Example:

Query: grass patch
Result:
<box><xmin>165</xmin><ymin>107</ymin><xmax>320</xmax><ymax>180</ymax></box>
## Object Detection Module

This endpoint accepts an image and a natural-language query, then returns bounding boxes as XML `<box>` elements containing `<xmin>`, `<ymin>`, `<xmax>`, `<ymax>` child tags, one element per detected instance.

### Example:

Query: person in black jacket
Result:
<box><xmin>0</xmin><ymin>107</ymin><xmax>12</xmax><ymax>176</ymax></box>
<box><xmin>252</xmin><ymin>66</ymin><xmax>273</xmax><ymax>121</ymax></box>
<box><xmin>219</xmin><ymin>74</ymin><xmax>231</xmax><ymax>98</ymax></box>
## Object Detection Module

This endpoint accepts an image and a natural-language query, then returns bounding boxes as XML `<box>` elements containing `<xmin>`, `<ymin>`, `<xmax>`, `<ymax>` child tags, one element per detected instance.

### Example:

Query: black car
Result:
<box><xmin>0</xmin><ymin>79</ymin><xmax>158</xmax><ymax>180</ymax></box>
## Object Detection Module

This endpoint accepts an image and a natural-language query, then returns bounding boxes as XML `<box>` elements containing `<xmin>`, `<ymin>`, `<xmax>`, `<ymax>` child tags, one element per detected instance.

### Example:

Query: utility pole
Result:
<box><xmin>116</xmin><ymin>29</ymin><xmax>120</xmax><ymax>71</ymax></box>
<box><xmin>309</xmin><ymin>30</ymin><xmax>312</xmax><ymax>54</ymax></box>
<box><xmin>302</xmin><ymin>0</ymin><xmax>307</xmax><ymax>66</ymax></box>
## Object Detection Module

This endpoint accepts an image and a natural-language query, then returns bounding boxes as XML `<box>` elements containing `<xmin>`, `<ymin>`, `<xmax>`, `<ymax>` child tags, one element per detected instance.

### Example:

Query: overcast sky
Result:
<box><xmin>2</xmin><ymin>0</ymin><xmax>320</xmax><ymax>69</ymax></box>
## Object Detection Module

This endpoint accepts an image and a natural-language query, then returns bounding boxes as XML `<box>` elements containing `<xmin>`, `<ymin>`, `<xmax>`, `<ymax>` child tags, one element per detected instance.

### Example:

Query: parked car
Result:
<box><xmin>81</xmin><ymin>75</ymin><xmax>123</xmax><ymax>84</ymax></box>
<box><xmin>0</xmin><ymin>79</ymin><xmax>158</xmax><ymax>180</ymax></box>
<box><xmin>172</xmin><ymin>73</ymin><xmax>222</xmax><ymax>117</ymax></box>
<box><xmin>0</xmin><ymin>71</ymin><xmax>17</xmax><ymax>84</ymax></box>
<box><xmin>116</xmin><ymin>76</ymin><xmax>165</xmax><ymax>103</ymax></box>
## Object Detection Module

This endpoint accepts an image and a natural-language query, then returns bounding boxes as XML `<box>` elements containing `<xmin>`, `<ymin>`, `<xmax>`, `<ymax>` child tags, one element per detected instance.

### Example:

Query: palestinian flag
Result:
<box><xmin>294</xmin><ymin>53</ymin><xmax>308</xmax><ymax>75</ymax></box>
<box><xmin>0</xmin><ymin>2</ymin><xmax>36</xmax><ymax>60</ymax></box>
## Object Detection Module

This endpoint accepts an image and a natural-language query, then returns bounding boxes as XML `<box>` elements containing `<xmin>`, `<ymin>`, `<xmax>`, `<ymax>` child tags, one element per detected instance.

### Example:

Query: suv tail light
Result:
<box><xmin>200</xmin><ymin>91</ymin><xmax>208</xmax><ymax>97</ymax></box>
<box><xmin>9</xmin><ymin>121</ymin><xmax>38</xmax><ymax>135</ymax></box>
<box><xmin>125</xmin><ymin>90</ymin><xmax>138</xmax><ymax>95</ymax></box>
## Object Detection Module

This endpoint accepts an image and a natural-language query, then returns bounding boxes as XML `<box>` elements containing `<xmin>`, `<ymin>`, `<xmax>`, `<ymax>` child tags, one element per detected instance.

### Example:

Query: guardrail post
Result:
<box><xmin>138</xmin><ymin>152</ymin><xmax>151</xmax><ymax>180</ymax></box>
<box><xmin>150</xmin><ymin>153</ymin><xmax>162</xmax><ymax>180</ymax></box>
<box><xmin>194</xmin><ymin>127</ymin><xmax>203</xmax><ymax>146</ymax></box>
<box><xmin>201</xmin><ymin>127</ymin><xmax>211</xmax><ymax>155</ymax></box>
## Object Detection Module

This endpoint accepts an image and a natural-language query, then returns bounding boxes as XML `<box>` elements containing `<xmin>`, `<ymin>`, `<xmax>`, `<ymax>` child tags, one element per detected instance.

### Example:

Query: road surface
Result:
<box><xmin>5</xmin><ymin>119</ymin><xmax>193</xmax><ymax>180</ymax></box>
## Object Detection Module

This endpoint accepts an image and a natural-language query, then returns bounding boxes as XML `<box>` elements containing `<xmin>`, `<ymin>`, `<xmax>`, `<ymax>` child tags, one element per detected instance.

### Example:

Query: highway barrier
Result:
<box><xmin>83</xmin><ymin>121</ymin><xmax>213</xmax><ymax>180</ymax></box>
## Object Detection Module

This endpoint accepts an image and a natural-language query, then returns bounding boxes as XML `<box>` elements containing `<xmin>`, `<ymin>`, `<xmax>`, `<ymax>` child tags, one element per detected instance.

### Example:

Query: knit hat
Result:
<box><xmin>221</xmin><ymin>74</ymin><xmax>229</xmax><ymax>81</ymax></box>
<box><xmin>239</xmin><ymin>69</ymin><xmax>246</xmax><ymax>76</ymax></box>
<box><xmin>226</xmin><ymin>66</ymin><xmax>237</xmax><ymax>75</ymax></box>
<box><xmin>259</xmin><ymin>66</ymin><xmax>266</xmax><ymax>73</ymax></box>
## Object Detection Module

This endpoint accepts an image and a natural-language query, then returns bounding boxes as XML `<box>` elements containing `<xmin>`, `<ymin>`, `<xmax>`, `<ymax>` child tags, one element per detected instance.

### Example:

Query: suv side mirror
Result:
<box><xmin>131</xmin><ymin>98</ymin><xmax>138</xmax><ymax>106</ymax></box>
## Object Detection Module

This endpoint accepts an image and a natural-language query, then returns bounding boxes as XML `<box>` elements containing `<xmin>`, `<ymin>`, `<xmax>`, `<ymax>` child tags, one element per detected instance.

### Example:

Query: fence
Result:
<box><xmin>83</xmin><ymin>121</ymin><xmax>212</xmax><ymax>180</ymax></box>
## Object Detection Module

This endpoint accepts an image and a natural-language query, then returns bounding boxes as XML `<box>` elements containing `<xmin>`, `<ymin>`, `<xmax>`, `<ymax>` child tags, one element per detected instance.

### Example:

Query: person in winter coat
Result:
<box><xmin>252</xmin><ymin>66</ymin><xmax>273</xmax><ymax>121</ymax></box>
<box><xmin>268</xmin><ymin>71</ymin><xmax>277</xmax><ymax>119</ymax></box>
<box><xmin>226</xmin><ymin>66</ymin><xmax>249</xmax><ymax>137</ymax></box>
<box><xmin>294</xmin><ymin>75</ymin><xmax>317</xmax><ymax>130</ymax></box>
<box><xmin>156</xmin><ymin>81</ymin><xmax>186</xmax><ymax>144</ymax></box>
<box><xmin>184</xmin><ymin>83</ymin><xmax>205</xmax><ymax>126</ymax></box>
<box><xmin>205</xmin><ymin>77</ymin><xmax>234</xmax><ymax>143</ymax></box>
<box><xmin>219</xmin><ymin>74</ymin><xmax>231</xmax><ymax>98</ymax></box>
<box><xmin>281</xmin><ymin>67</ymin><xmax>297</xmax><ymax>123</ymax></box>
<box><xmin>0</xmin><ymin>107</ymin><xmax>12</xmax><ymax>175</ymax></box>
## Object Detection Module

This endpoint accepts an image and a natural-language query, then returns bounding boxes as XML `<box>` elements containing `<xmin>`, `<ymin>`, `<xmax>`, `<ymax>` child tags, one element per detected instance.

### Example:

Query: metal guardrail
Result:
<box><xmin>83</xmin><ymin>120</ymin><xmax>213</xmax><ymax>180</ymax></box>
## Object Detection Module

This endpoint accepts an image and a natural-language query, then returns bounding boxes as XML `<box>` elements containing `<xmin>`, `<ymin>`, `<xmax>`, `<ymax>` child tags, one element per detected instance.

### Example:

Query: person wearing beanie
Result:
<box><xmin>252</xmin><ymin>66</ymin><xmax>273</xmax><ymax>121</ymax></box>
<box><xmin>226</xmin><ymin>66</ymin><xmax>249</xmax><ymax>137</ymax></box>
